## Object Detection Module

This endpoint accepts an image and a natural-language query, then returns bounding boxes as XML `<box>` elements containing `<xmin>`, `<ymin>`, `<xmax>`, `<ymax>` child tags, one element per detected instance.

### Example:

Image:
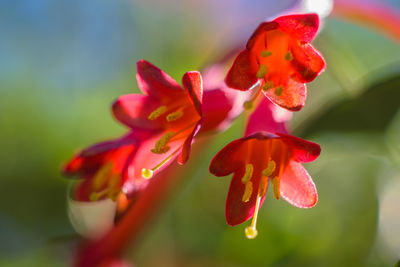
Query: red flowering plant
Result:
<box><xmin>63</xmin><ymin>60</ymin><xmax>247</xmax><ymax>203</ymax></box>
<box><xmin>226</xmin><ymin>13</ymin><xmax>326</xmax><ymax>111</ymax></box>
<box><xmin>209</xmin><ymin>98</ymin><xmax>320</xmax><ymax>238</ymax></box>
<box><xmin>64</xmin><ymin>12</ymin><xmax>328</xmax><ymax>267</ymax></box>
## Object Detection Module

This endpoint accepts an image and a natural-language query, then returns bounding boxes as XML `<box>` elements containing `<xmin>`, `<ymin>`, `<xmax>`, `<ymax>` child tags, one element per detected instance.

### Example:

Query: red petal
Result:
<box><xmin>112</xmin><ymin>94</ymin><xmax>163</xmax><ymax>130</ymax></box>
<box><xmin>246</xmin><ymin>21</ymin><xmax>279</xmax><ymax>50</ymax></box>
<box><xmin>209</xmin><ymin>138</ymin><xmax>246</xmax><ymax>177</ymax></box>
<box><xmin>277</xmin><ymin>133</ymin><xmax>321</xmax><ymax>163</ymax></box>
<box><xmin>136</xmin><ymin>60</ymin><xmax>183</xmax><ymax>98</ymax></box>
<box><xmin>275</xmin><ymin>13</ymin><xmax>320</xmax><ymax>43</ymax></box>
<box><xmin>182</xmin><ymin>71</ymin><xmax>203</xmax><ymax>116</ymax></box>
<box><xmin>280</xmin><ymin>161</ymin><xmax>317</xmax><ymax>208</ymax></box>
<box><xmin>225</xmin><ymin>50</ymin><xmax>259</xmax><ymax>90</ymax></box>
<box><xmin>177</xmin><ymin>120</ymin><xmax>202</xmax><ymax>164</ymax></box>
<box><xmin>291</xmin><ymin>43</ymin><xmax>326</xmax><ymax>83</ymax></box>
<box><xmin>262</xmin><ymin>78</ymin><xmax>306</xmax><ymax>111</ymax></box>
<box><xmin>245</xmin><ymin>98</ymin><xmax>290</xmax><ymax>136</ymax></box>
<box><xmin>225</xmin><ymin>171</ymin><xmax>267</xmax><ymax>226</ymax></box>
<box><xmin>200</xmin><ymin>87</ymin><xmax>233</xmax><ymax>133</ymax></box>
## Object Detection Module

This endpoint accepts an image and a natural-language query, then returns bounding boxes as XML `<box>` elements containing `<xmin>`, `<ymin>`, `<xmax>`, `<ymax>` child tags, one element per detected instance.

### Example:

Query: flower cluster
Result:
<box><xmin>63</xmin><ymin>13</ymin><xmax>325</xmax><ymax>240</ymax></box>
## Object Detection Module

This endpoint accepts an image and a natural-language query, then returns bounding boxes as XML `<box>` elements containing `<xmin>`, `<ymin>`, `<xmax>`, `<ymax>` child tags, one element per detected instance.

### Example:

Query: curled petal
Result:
<box><xmin>291</xmin><ymin>43</ymin><xmax>326</xmax><ymax>83</ymax></box>
<box><xmin>225</xmin><ymin>50</ymin><xmax>259</xmax><ymax>90</ymax></box>
<box><xmin>178</xmin><ymin>120</ymin><xmax>202</xmax><ymax>165</ymax></box>
<box><xmin>209</xmin><ymin>138</ymin><xmax>246</xmax><ymax>177</ymax></box>
<box><xmin>263</xmin><ymin>79</ymin><xmax>306</xmax><ymax>111</ymax></box>
<box><xmin>277</xmin><ymin>133</ymin><xmax>321</xmax><ymax>163</ymax></box>
<box><xmin>280</xmin><ymin>161</ymin><xmax>318</xmax><ymax>208</ymax></box>
<box><xmin>182</xmin><ymin>71</ymin><xmax>203</xmax><ymax>116</ymax></box>
<box><xmin>136</xmin><ymin>60</ymin><xmax>183</xmax><ymax>98</ymax></box>
<box><xmin>275</xmin><ymin>13</ymin><xmax>320</xmax><ymax>42</ymax></box>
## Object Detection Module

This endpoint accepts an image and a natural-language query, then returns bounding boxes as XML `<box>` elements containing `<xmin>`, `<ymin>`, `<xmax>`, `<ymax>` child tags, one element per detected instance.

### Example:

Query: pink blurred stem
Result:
<box><xmin>332</xmin><ymin>0</ymin><xmax>400</xmax><ymax>43</ymax></box>
<box><xmin>75</xmin><ymin>165</ymin><xmax>182</xmax><ymax>266</ymax></box>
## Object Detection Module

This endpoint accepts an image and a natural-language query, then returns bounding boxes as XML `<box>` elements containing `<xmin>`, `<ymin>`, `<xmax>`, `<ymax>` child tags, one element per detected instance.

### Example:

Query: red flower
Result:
<box><xmin>63</xmin><ymin>132</ymin><xmax>147</xmax><ymax>201</ymax></box>
<box><xmin>64</xmin><ymin>60</ymin><xmax>204</xmax><ymax>200</ymax></box>
<box><xmin>209</xmin><ymin>131</ymin><xmax>320</xmax><ymax>238</ymax></box>
<box><xmin>225</xmin><ymin>13</ymin><xmax>326</xmax><ymax>111</ymax></box>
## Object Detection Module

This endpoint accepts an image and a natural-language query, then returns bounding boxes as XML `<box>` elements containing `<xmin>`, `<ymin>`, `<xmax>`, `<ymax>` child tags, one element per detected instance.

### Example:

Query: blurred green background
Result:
<box><xmin>1</xmin><ymin>0</ymin><xmax>400</xmax><ymax>266</ymax></box>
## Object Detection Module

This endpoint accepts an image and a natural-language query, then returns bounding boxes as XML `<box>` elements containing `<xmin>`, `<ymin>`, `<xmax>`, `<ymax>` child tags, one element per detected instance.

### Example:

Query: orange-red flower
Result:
<box><xmin>209</xmin><ymin>132</ymin><xmax>320</xmax><ymax>238</ymax></box>
<box><xmin>225</xmin><ymin>13</ymin><xmax>326</xmax><ymax>111</ymax></box>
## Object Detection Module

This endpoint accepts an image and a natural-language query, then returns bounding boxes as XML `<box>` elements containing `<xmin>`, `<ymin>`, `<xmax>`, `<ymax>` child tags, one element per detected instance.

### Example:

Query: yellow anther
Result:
<box><xmin>245</xmin><ymin>194</ymin><xmax>262</xmax><ymax>239</ymax></box>
<box><xmin>256</xmin><ymin>64</ymin><xmax>268</xmax><ymax>78</ymax></box>
<box><xmin>271</xmin><ymin>176</ymin><xmax>280</xmax><ymax>200</ymax></box>
<box><xmin>242</xmin><ymin>181</ymin><xmax>253</xmax><ymax>203</ymax></box>
<box><xmin>141</xmin><ymin>168</ymin><xmax>153</xmax><ymax>179</ymax></box>
<box><xmin>243</xmin><ymin>101</ymin><xmax>254</xmax><ymax>111</ymax></box>
<box><xmin>148</xmin><ymin>105</ymin><xmax>167</xmax><ymax>120</ymax></box>
<box><xmin>151</xmin><ymin>132</ymin><xmax>175</xmax><ymax>154</ymax></box>
<box><xmin>274</xmin><ymin>86</ymin><xmax>283</xmax><ymax>96</ymax></box>
<box><xmin>166</xmin><ymin>111</ymin><xmax>184</xmax><ymax>121</ymax></box>
<box><xmin>284</xmin><ymin>51</ymin><xmax>293</xmax><ymax>61</ymax></box>
<box><xmin>92</xmin><ymin>163</ymin><xmax>113</xmax><ymax>191</ymax></box>
<box><xmin>245</xmin><ymin>226</ymin><xmax>258</xmax><ymax>239</ymax></box>
<box><xmin>262</xmin><ymin>160</ymin><xmax>276</xmax><ymax>177</ymax></box>
<box><xmin>262</xmin><ymin>81</ymin><xmax>274</xmax><ymax>91</ymax></box>
<box><xmin>260</xmin><ymin>50</ymin><xmax>273</xmax><ymax>57</ymax></box>
<box><xmin>241</xmin><ymin>164</ymin><xmax>254</xmax><ymax>184</ymax></box>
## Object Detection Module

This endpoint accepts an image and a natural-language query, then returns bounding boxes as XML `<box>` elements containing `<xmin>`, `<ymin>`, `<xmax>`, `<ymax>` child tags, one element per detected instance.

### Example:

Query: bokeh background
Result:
<box><xmin>1</xmin><ymin>0</ymin><xmax>400</xmax><ymax>266</ymax></box>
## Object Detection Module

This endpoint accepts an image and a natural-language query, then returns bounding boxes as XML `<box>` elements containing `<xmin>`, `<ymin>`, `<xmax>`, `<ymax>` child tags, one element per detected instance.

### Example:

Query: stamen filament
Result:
<box><xmin>243</xmin><ymin>81</ymin><xmax>262</xmax><ymax>111</ymax></box>
<box><xmin>245</xmin><ymin>194</ymin><xmax>262</xmax><ymax>239</ymax></box>
<box><xmin>141</xmin><ymin>148</ymin><xmax>181</xmax><ymax>179</ymax></box>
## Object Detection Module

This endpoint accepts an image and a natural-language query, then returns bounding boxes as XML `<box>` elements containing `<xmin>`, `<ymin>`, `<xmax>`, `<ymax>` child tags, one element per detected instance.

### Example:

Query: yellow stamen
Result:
<box><xmin>256</xmin><ymin>64</ymin><xmax>268</xmax><ymax>78</ymax></box>
<box><xmin>262</xmin><ymin>160</ymin><xmax>276</xmax><ymax>177</ymax></box>
<box><xmin>262</xmin><ymin>81</ymin><xmax>274</xmax><ymax>91</ymax></box>
<box><xmin>151</xmin><ymin>132</ymin><xmax>175</xmax><ymax>154</ymax></box>
<box><xmin>92</xmin><ymin>163</ymin><xmax>113</xmax><ymax>191</ymax></box>
<box><xmin>241</xmin><ymin>164</ymin><xmax>254</xmax><ymax>184</ymax></box>
<box><xmin>244</xmin><ymin>194</ymin><xmax>262</xmax><ymax>239</ymax></box>
<box><xmin>284</xmin><ymin>51</ymin><xmax>293</xmax><ymax>61</ymax></box>
<box><xmin>271</xmin><ymin>176</ymin><xmax>280</xmax><ymax>200</ymax></box>
<box><xmin>274</xmin><ymin>86</ymin><xmax>283</xmax><ymax>96</ymax></box>
<box><xmin>141</xmin><ymin>148</ymin><xmax>181</xmax><ymax>179</ymax></box>
<box><xmin>260</xmin><ymin>50</ymin><xmax>273</xmax><ymax>57</ymax></box>
<box><xmin>148</xmin><ymin>105</ymin><xmax>167</xmax><ymax>120</ymax></box>
<box><xmin>166</xmin><ymin>110</ymin><xmax>184</xmax><ymax>122</ymax></box>
<box><xmin>258</xmin><ymin>176</ymin><xmax>268</xmax><ymax>196</ymax></box>
<box><xmin>242</xmin><ymin>181</ymin><xmax>253</xmax><ymax>203</ymax></box>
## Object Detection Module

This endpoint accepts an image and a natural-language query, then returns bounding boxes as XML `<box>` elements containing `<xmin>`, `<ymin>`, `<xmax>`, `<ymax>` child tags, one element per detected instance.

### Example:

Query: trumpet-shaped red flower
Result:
<box><xmin>209</xmin><ymin>132</ymin><xmax>320</xmax><ymax>238</ymax></box>
<box><xmin>110</xmin><ymin>60</ymin><xmax>205</xmax><ymax>191</ymax></box>
<box><xmin>225</xmin><ymin>13</ymin><xmax>326</xmax><ymax>111</ymax></box>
